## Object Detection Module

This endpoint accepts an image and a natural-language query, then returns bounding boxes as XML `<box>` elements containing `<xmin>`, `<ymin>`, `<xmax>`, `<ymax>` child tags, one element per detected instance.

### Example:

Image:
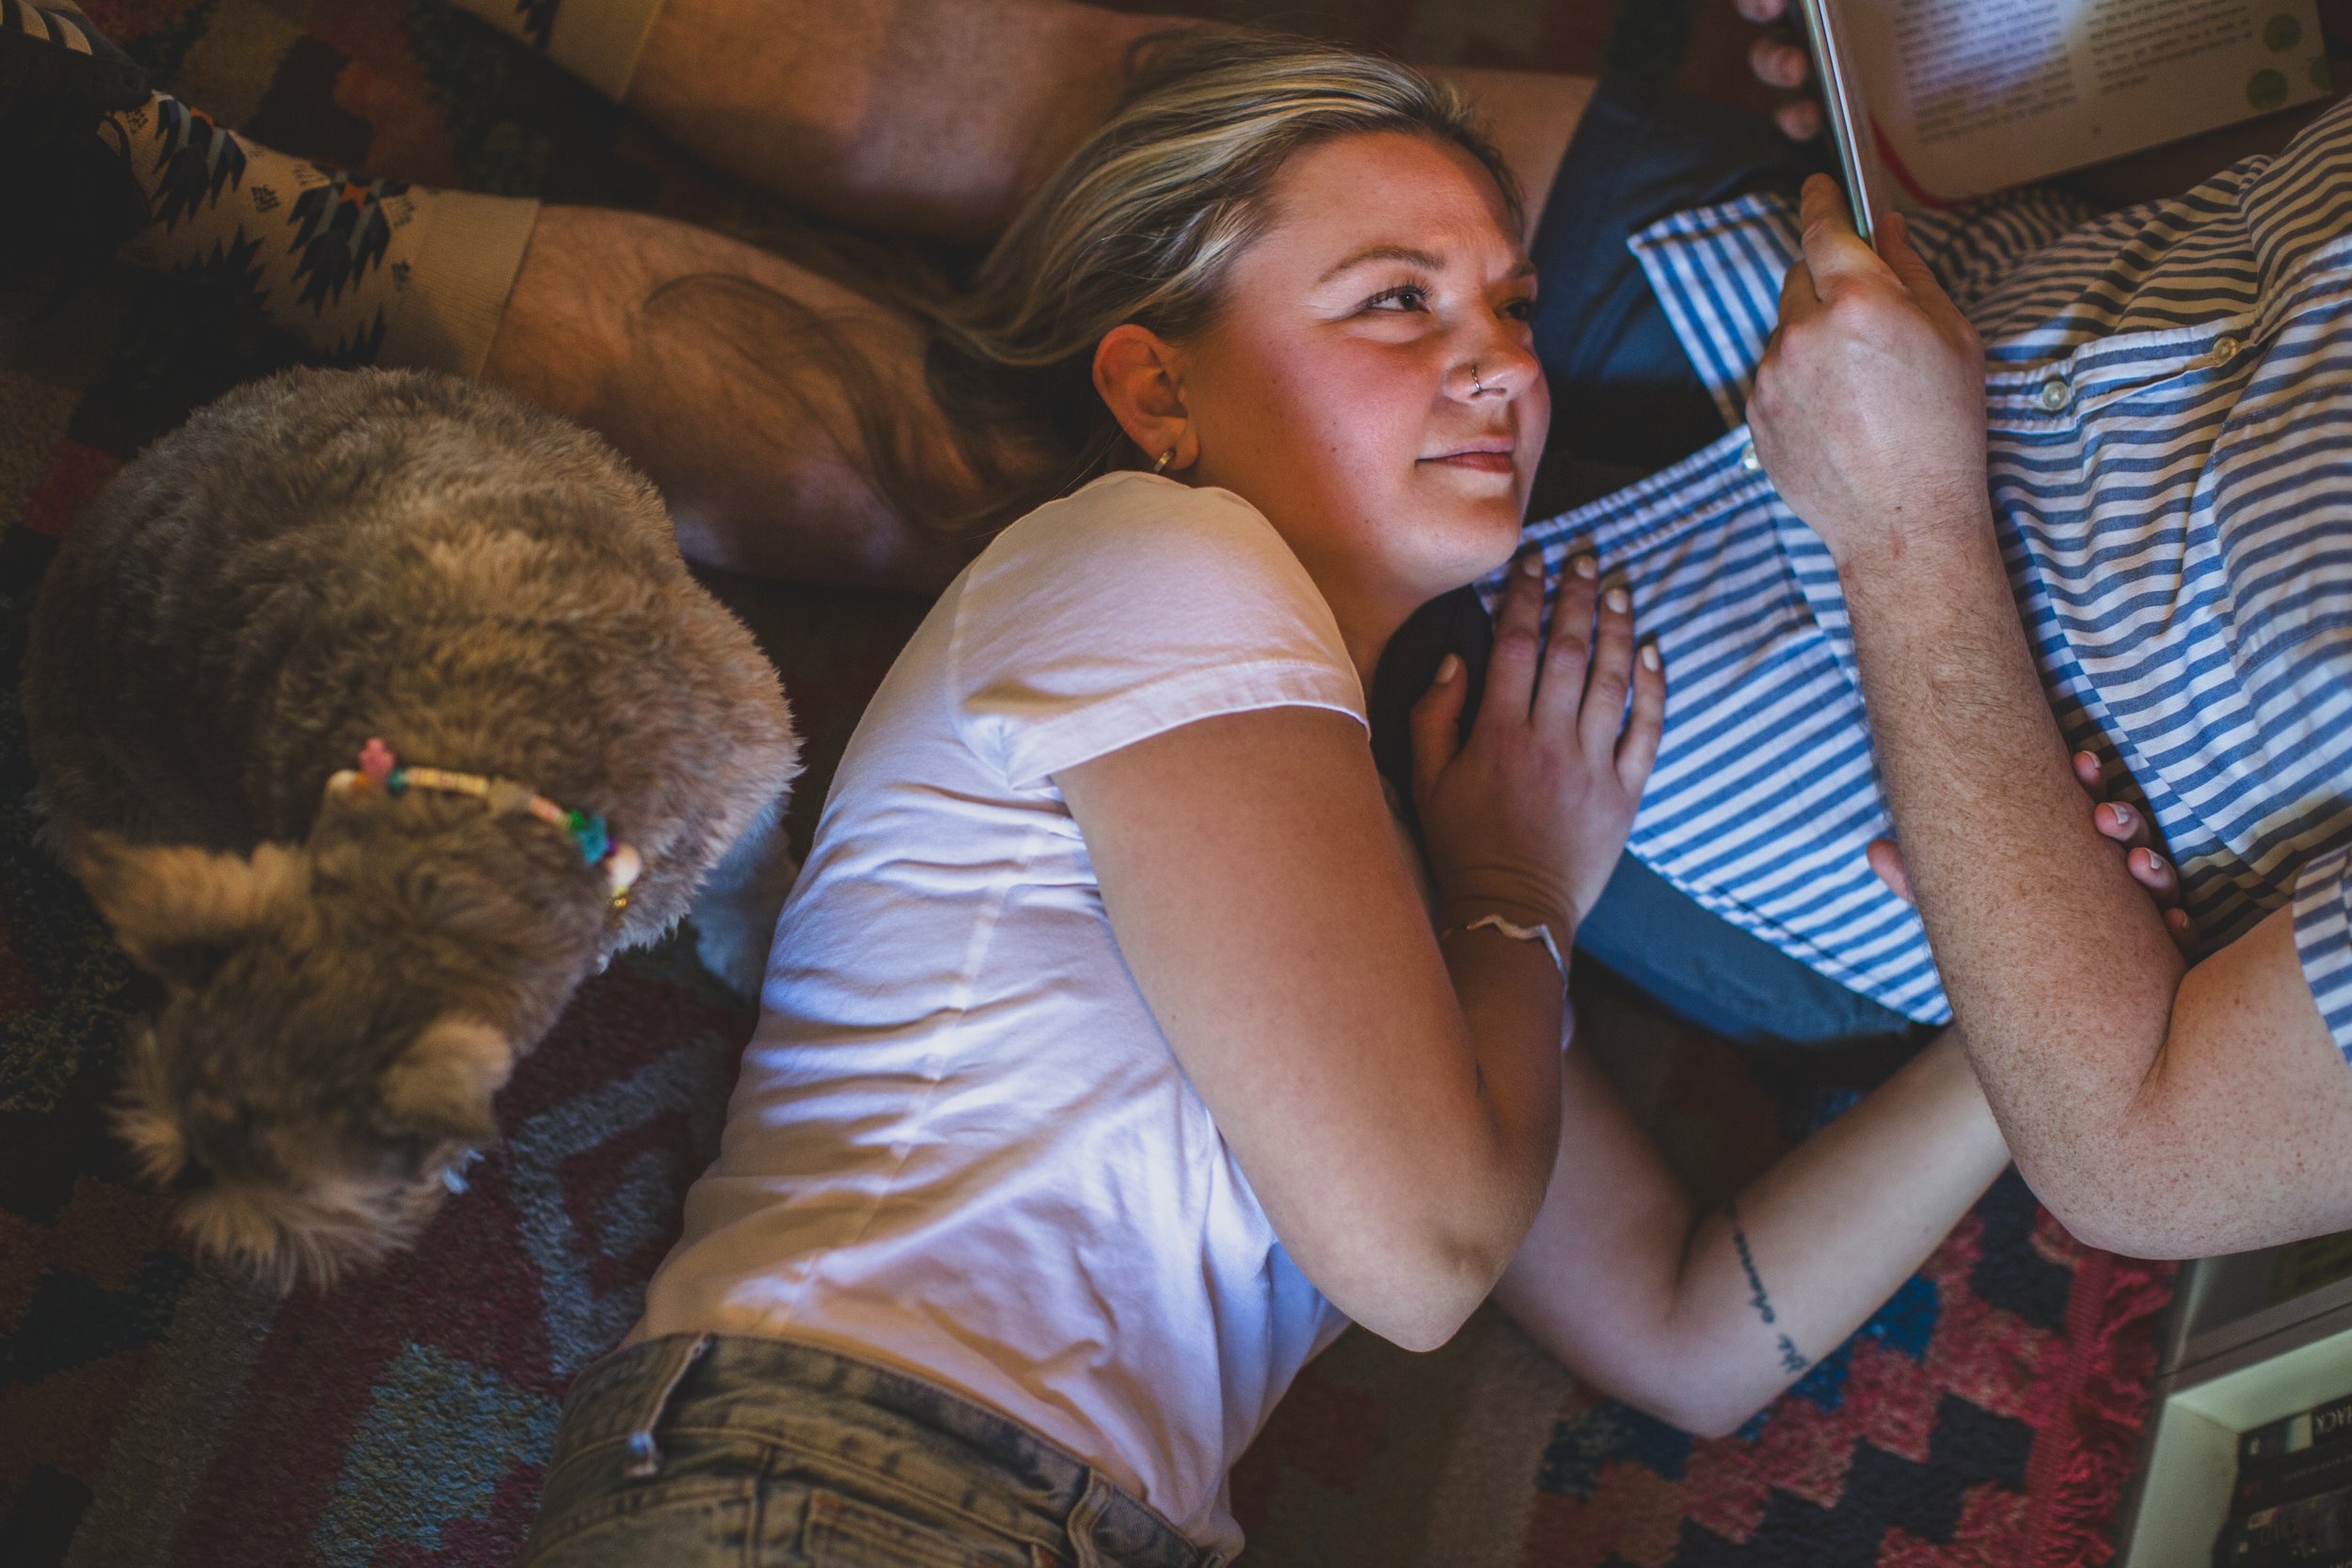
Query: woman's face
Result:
<box><xmin>1180</xmin><ymin>129</ymin><xmax>1549</xmax><ymax>638</ymax></box>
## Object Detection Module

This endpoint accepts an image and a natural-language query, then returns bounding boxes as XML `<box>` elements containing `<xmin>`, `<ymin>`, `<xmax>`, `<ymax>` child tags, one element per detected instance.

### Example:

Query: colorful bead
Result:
<box><xmin>325</xmin><ymin>740</ymin><xmax>640</xmax><ymax>896</ymax></box>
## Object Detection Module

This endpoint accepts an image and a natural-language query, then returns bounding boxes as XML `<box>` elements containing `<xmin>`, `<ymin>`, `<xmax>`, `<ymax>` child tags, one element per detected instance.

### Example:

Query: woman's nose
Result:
<box><xmin>1454</xmin><ymin>325</ymin><xmax>1541</xmax><ymax>402</ymax></box>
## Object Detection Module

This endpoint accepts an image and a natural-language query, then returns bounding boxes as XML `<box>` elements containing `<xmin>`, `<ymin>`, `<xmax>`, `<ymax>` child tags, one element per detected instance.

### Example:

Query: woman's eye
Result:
<box><xmin>1502</xmin><ymin>295</ymin><xmax>1539</xmax><ymax>324</ymax></box>
<box><xmin>1364</xmin><ymin>284</ymin><xmax>1430</xmax><ymax>312</ymax></box>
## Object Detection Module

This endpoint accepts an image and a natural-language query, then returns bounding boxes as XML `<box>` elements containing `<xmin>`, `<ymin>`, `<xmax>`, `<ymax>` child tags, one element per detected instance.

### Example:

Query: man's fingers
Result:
<box><xmin>1775</xmin><ymin>98</ymin><xmax>1823</xmax><ymax>141</ymax></box>
<box><xmin>1775</xmin><ymin>256</ymin><xmax>1824</xmax><ymax>337</ymax></box>
<box><xmin>1534</xmin><ymin>555</ymin><xmax>1598</xmax><ymax>731</ymax></box>
<box><xmin>1749</xmin><ymin>36</ymin><xmax>1810</xmax><ymax>88</ymax></box>
<box><xmin>1796</xmin><ymin>173</ymin><xmax>1884</xmax><ymax>292</ymax></box>
<box><xmin>1576</xmin><ymin>581</ymin><xmax>1637</xmax><ymax>759</ymax></box>
<box><xmin>1877</xmin><ymin>211</ymin><xmax>1971</xmax><ymax>335</ymax></box>
<box><xmin>1480</xmin><ymin>552</ymin><xmax>1546</xmax><ymax>729</ymax></box>
<box><xmin>1735</xmin><ymin>0</ymin><xmax>1788</xmax><ymax>23</ymax></box>
<box><xmin>1867</xmin><ymin>837</ymin><xmax>1915</xmax><ymax>905</ymax></box>
<box><xmin>1616</xmin><ymin>641</ymin><xmax>1666</xmax><ymax>789</ymax></box>
<box><xmin>1409</xmin><ymin>652</ymin><xmax>1470</xmax><ymax>802</ymax></box>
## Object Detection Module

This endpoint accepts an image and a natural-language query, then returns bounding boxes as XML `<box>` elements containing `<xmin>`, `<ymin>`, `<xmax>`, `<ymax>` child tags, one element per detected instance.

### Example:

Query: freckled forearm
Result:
<box><xmin>1836</xmin><ymin>517</ymin><xmax>2184</xmax><ymax>1156</ymax></box>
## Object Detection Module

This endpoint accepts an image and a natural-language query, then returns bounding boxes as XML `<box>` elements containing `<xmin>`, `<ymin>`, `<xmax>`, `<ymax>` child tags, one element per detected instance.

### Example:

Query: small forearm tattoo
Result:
<box><xmin>1726</xmin><ymin>1198</ymin><xmax>1811</xmax><ymax>1374</ymax></box>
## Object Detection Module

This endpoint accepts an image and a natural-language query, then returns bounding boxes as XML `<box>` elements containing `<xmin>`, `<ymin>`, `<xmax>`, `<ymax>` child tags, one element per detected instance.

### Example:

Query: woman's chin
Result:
<box><xmin>1414</xmin><ymin>514</ymin><xmax>1525</xmax><ymax>597</ymax></box>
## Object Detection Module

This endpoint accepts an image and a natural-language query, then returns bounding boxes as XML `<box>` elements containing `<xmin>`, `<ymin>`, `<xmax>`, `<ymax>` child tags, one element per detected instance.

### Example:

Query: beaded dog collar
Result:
<box><xmin>325</xmin><ymin>737</ymin><xmax>643</xmax><ymax>911</ymax></box>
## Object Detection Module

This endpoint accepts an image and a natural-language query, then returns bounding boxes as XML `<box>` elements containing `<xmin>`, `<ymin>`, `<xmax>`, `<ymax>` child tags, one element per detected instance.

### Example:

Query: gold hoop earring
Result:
<box><xmin>1152</xmin><ymin>449</ymin><xmax>1175</xmax><ymax>474</ymax></box>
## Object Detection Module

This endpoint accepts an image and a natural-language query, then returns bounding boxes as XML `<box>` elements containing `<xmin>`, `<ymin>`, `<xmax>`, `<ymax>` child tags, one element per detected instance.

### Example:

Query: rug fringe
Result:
<box><xmin>2034</xmin><ymin>1254</ymin><xmax>2177</xmax><ymax>1568</ymax></box>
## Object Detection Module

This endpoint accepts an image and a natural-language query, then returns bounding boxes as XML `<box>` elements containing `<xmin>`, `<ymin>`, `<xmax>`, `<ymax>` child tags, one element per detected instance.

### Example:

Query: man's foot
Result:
<box><xmin>0</xmin><ymin>1</ymin><xmax>151</xmax><ymax>281</ymax></box>
<box><xmin>2</xmin><ymin>1</ymin><xmax>542</xmax><ymax>378</ymax></box>
<box><xmin>1</xmin><ymin>1</ymin><xmax>144</xmax><ymax>125</ymax></box>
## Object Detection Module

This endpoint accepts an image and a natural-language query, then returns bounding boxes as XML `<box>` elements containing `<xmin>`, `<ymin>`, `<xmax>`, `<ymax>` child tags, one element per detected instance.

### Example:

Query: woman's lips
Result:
<box><xmin>1422</xmin><ymin>450</ymin><xmax>1517</xmax><ymax>475</ymax></box>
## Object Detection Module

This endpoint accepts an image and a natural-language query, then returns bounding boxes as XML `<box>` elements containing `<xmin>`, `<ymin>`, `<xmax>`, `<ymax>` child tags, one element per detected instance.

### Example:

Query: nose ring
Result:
<box><xmin>1470</xmin><ymin>361</ymin><xmax>1486</xmax><ymax>396</ymax></box>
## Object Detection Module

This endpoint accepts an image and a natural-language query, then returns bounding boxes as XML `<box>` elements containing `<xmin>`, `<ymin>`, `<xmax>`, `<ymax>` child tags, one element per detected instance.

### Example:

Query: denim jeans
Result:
<box><xmin>521</xmin><ymin>1335</ymin><xmax>1218</xmax><ymax>1568</ymax></box>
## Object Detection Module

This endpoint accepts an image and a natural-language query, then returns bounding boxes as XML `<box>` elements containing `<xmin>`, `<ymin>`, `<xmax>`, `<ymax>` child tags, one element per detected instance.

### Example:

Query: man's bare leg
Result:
<box><xmin>482</xmin><ymin>205</ymin><xmax>989</xmax><ymax>593</ymax></box>
<box><xmin>456</xmin><ymin>0</ymin><xmax>1597</xmax><ymax>245</ymax></box>
<box><xmin>631</xmin><ymin>3</ymin><xmax>1597</xmax><ymax>243</ymax></box>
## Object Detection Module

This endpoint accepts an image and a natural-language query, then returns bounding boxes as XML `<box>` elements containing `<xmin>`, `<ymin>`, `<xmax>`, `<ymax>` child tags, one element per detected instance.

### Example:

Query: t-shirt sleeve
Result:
<box><xmin>948</xmin><ymin>475</ymin><xmax>1366</xmax><ymax>791</ymax></box>
<box><xmin>2293</xmin><ymin>845</ymin><xmax>2352</xmax><ymax>1062</ymax></box>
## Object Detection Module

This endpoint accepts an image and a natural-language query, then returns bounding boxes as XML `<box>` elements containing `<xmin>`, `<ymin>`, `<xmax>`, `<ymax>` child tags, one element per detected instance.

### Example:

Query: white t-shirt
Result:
<box><xmin>639</xmin><ymin>471</ymin><xmax>1368</xmax><ymax>1556</ymax></box>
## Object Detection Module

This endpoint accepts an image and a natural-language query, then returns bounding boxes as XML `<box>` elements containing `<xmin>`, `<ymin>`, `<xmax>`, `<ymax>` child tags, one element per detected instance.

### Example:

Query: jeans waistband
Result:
<box><xmin>552</xmin><ymin>1333</ymin><xmax>1218</xmax><ymax>1568</ymax></box>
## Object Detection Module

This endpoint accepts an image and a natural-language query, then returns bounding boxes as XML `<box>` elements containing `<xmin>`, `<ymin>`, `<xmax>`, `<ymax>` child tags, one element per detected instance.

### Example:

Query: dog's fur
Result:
<box><xmin>23</xmin><ymin>368</ymin><xmax>802</xmax><ymax>1290</ymax></box>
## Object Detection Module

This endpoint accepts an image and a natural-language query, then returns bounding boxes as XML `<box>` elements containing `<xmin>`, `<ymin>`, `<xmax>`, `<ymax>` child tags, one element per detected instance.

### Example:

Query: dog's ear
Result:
<box><xmin>376</xmin><ymin>1016</ymin><xmax>511</xmax><ymax>1148</ymax></box>
<box><xmin>74</xmin><ymin>833</ymin><xmax>307</xmax><ymax>990</ymax></box>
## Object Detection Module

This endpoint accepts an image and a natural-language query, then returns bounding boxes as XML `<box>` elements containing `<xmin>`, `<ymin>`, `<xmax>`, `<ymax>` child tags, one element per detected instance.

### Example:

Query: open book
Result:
<box><xmin>1798</xmin><ymin>0</ymin><xmax>2333</xmax><ymax>239</ymax></box>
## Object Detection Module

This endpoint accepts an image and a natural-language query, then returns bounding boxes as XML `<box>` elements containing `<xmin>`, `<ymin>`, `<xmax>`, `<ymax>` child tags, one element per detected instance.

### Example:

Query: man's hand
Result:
<box><xmin>1737</xmin><ymin>0</ymin><xmax>1825</xmax><ymax>141</ymax></box>
<box><xmin>1749</xmin><ymin>176</ymin><xmax>1989</xmax><ymax>576</ymax></box>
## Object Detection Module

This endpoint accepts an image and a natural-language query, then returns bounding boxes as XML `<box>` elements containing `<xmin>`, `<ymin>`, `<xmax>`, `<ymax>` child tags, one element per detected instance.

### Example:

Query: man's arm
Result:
<box><xmin>1749</xmin><ymin>178</ymin><xmax>2352</xmax><ymax>1257</ymax></box>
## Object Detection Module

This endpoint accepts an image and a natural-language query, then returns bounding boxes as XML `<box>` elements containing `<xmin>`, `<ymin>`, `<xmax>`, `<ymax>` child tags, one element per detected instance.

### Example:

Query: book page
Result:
<box><xmin>1836</xmin><ymin>0</ymin><xmax>2330</xmax><ymax>203</ymax></box>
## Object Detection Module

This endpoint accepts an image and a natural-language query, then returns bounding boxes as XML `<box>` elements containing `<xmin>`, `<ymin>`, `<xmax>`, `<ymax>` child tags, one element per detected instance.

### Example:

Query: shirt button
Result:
<box><xmin>2210</xmin><ymin>335</ymin><xmax>2240</xmax><ymax>364</ymax></box>
<box><xmin>2038</xmin><ymin>378</ymin><xmax>2071</xmax><ymax>411</ymax></box>
<box><xmin>1741</xmin><ymin>447</ymin><xmax>1762</xmax><ymax>471</ymax></box>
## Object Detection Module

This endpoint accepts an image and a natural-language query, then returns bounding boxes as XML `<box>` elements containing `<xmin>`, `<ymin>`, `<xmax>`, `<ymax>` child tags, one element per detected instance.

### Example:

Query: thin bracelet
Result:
<box><xmin>1438</xmin><ymin>912</ymin><xmax>1568</xmax><ymax>986</ymax></box>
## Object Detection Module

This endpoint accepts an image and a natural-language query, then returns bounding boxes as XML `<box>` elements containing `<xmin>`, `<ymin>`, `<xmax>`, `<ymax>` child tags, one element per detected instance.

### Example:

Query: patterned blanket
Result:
<box><xmin>1</xmin><ymin>3</ymin><xmax>2171</xmax><ymax>1564</ymax></box>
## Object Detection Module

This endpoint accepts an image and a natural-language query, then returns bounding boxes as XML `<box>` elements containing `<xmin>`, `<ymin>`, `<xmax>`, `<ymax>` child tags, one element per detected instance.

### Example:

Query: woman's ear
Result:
<box><xmin>1092</xmin><ymin>325</ymin><xmax>1196</xmax><ymax>471</ymax></box>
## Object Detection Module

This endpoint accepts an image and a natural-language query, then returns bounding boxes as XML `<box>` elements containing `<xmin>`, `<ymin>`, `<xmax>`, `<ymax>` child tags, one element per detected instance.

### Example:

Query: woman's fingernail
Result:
<box><xmin>2145</xmin><ymin>850</ymin><xmax>2167</xmax><ymax>875</ymax></box>
<box><xmin>1436</xmin><ymin>653</ymin><xmax>1463</xmax><ymax>683</ymax></box>
<box><xmin>1605</xmin><ymin>586</ymin><xmax>1630</xmax><ymax>612</ymax></box>
<box><xmin>1519</xmin><ymin>554</ymin><xmax>1544</xmax><ymax>577</ymax></box>
<box><xmin>1639</xmin><ymin>642</ymin><xmax>1661</xmax><ymax>671</ymax></box>
<box><xmin>1572</xmin><ymin>554</ymin><xmax>1599</xmax><ymax>580</ymax></box>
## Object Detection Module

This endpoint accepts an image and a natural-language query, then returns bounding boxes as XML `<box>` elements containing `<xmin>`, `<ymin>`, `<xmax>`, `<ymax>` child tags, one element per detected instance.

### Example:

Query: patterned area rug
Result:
<box><xmin>1</xmin><ymin>3</ymin><xmax>2173</xmax><ymax>1565</ymax></box>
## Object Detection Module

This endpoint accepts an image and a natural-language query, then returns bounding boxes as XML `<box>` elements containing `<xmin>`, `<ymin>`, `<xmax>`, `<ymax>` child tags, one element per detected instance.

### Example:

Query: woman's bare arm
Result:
<box><xmin>1057</xmin><ymin>557</ymin><xmax>1663</xmax><ymax>1352</ymax></box>
<box><xmin>1060</xmin><ymin>705</ymin><xmax>1564</xmax><ymax>1353</ymax></box>
<box><xmin>1498</xmin><ymin>1028</ymin><xmax>2008</xmax><ymax>1436</ymax></box>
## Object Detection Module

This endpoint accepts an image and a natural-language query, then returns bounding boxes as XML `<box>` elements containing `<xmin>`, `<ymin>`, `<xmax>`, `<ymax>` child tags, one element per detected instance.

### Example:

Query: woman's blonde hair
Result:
<box><xmin>678</xmin><ymin>33</ymin><xmax>1519</xmax><ymax>547</ymax></box>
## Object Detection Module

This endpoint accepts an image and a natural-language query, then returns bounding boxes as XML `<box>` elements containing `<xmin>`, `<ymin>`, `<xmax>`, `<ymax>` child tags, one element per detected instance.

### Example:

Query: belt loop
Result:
<box><xmin>1061</xmin><ymin>1469</ymin><xmax>1115</xmax><ymax>1568</ymax></box>
<box><xmin>621</xmin><ymin>1333</ymin><xmax>712</xmax><ymax>1480</ymax></box>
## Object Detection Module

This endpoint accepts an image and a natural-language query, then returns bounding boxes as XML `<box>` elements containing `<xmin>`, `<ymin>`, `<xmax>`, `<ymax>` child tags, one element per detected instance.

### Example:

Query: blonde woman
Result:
<box><xmin>481</xmin><ymin>39</ymin><xmax>2018</xmax><ymax>1568</ymax></box>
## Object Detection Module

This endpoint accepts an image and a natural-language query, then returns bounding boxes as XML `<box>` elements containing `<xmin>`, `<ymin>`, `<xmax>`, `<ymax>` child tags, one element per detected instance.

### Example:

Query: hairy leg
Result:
<box><xmin>625</xmin><ymin>0</ymin><xmax>1193</xmax><ymax>245</ymax></box>
<box><xmin>620</xmin><ymin>0</ymin><xmax>1594</xmax><ymax>244</ymax></box>
<box><xmin>483</xmin><ymin>205</ymin><xmax>988</xmax><ymax>593</ymax></box>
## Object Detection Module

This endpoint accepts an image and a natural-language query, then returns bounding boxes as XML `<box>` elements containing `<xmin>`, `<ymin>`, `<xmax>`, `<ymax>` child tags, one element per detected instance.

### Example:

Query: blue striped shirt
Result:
<box><xmin>1493</xmin><ymin>95</ymin><xmax>2352</xmax><ymax>1052</ymax></box>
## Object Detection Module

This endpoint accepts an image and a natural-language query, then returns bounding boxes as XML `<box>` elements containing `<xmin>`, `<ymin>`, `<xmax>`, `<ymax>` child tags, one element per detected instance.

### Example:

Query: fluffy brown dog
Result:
<box><xmin>23</xmin><ymin>367</ymin><xmax>802</xmax><ymax>1290</ymax></box>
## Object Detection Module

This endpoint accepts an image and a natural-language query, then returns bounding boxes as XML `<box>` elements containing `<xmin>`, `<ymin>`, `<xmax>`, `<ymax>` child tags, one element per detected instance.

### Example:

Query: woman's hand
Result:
<box><xmin>1866</xmin><ymin>750</ymin><xmax>2196</xmax><ymax>955</ymax></box>
<box><xmin>1408</xmin><ymin>552</ymin><xmax>1665</xmax><ymax>942</ymax></box>
<box><xmin>1748</xmin><ymin>176</ymin><xmax>1989</xmax><ymax>577</ymax></box>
